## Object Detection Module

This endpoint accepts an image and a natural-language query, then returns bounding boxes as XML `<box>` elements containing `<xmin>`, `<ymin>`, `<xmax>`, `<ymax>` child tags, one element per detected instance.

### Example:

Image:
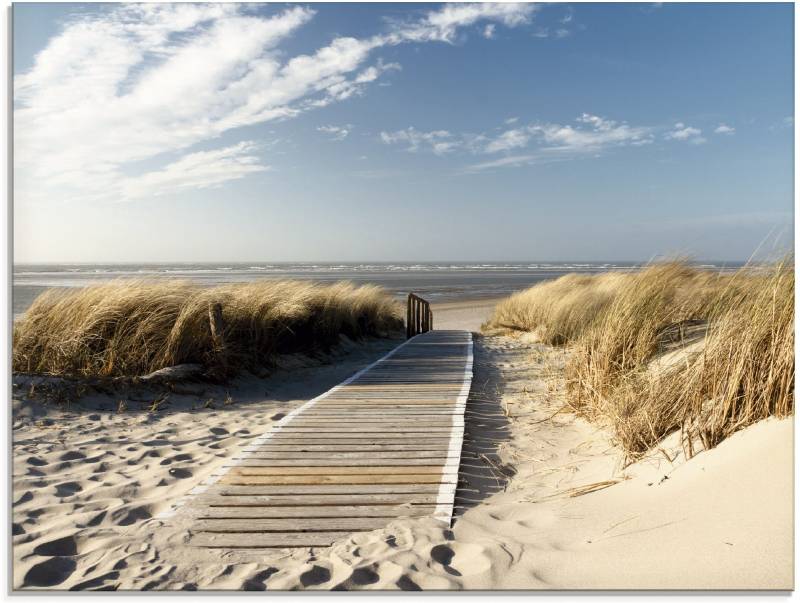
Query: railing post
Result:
<box><xmin>406</xmin><ymin>293</ymin><xmax>434</xmax><ymax>338</ymax></box>
<box><xmin>406</xmin><ymin>294</ymin><xmax>412</xmax><ymax>339</ymax></box>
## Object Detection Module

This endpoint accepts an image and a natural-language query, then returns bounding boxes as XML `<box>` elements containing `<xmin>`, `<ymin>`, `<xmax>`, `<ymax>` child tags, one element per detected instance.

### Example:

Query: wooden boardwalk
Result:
<box><xmin>179</xmin><ymin>330</ymin><xmax>473</xmax><ymax>548</ymax></box>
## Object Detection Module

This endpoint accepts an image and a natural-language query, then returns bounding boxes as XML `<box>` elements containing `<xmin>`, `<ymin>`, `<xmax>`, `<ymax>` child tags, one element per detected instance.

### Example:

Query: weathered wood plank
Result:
<box><xmin>199</xmin><ymin>505</ymin><xmax>436</xmax><ymax>518</ymax></box>
<box><xmin>197</xmin><ymin>517</ymin><xmax>398</xmax><ymax>532</ymax></box>
<box><xmin>219</xmin><ymin>474</ymin><xmax>451</xmax><ymax>485</ymax></box>
<box><xmin>197</xmin><ymin>493</ymin><xmax>439</xmax><ymax>506</ymax></box>
<box><xmin>236</xmin><ymin>451</ymin><xmax>449</xmax><ymax>460</ymax></box>
<box><xmin>192</xmin><ymin>532</ymin><xmax>353</xmax><ymax>548</ymax></box>
<box><xmin>181</xmin><ymin>329</ymin><xmax>471</xmax><ymax>550</ymax></box>
<box><xmin>273</xmin><ymin>427</ymin><xmax>453</xmax><ymax>434</ymax></box>
<box><xmin>209</xmin><ymin>484</ymin><xmax>444</xmax><ymax>495</ymax></box>
<box><xmin>231</xmin><ymin>458</ymin><xmax>448</xmax><ymax>466</ymax></box>
<box><xmin>229</xmin><ymin>466</ymin><xmax>446</xmax><ymax>475</ymax></box>
<box><xmin>245</xmin><ymin>438</ymin><xmax>448</xmax><ymax>452</ymax></box>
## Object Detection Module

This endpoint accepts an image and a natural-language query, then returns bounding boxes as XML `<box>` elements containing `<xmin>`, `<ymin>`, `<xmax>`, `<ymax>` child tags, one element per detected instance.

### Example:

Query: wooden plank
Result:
<box><xmin>232</xmin><ymin>458</ymin><xmax>448</xmax><ymax>467</ymax></box>
<box><xmin>245</xmin><ymin>439</ymin><xmax>449</xmax><ymax>452</ymax></box>
<box><xmin>270</xmin><ymin>433</ymin><xmax>450</xmax><ymax>446</ymax></box>
<box><xmin>196</xmin><ymin>517</ymin><xmax>398</xmax><ymax>532</ymax></box>
<box><xmin>179</xmin><ymin>329</ymin><xmax>470</xmax><ymax>550</ymax></box>
<box><xmin>192</xmin><ymin>532</ymin><xmax>353</xmax><ymax>548</ymax></box>
<box><xmin>273</xmin><ymin>427</ymin><xmax>453</xmax><ymax>434</ymax></box>
<box><xmin>219</xmin><ymin>474</ymin><xmax>449</xmax><ymax>485</ymax></box>
<box><xmin>197</xmin><ymin>494</ymin><xmax>438</xmax><ymax>506</ymax></box>
<box><xmin>210</xmin><ymin>484</ymin><xmax>443</xmax><ymax>495</ymax></box>
<box><xmin>199</xmin><ymin>505</ymin><xmax>435</xmax><ymax>519</ymax></box>
<box><xmin>237</xmin><ymin>451</ymin><xmax>449</xmax><ymax>460</ymax></box>
<box><xmin>229</xmin><ymin>466</ymin><xmax>445</xmax><ymax>476</ymax></box>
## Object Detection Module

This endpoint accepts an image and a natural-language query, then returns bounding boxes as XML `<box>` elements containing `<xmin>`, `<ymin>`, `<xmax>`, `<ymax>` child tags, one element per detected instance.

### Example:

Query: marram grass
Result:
<box><xmin>487</xmin><ymin>260</ymin><xmax>794</xmax><ymax>459</ymax></box>
<box><xmin>13</xmin><ymin>279</ymin><xmax>403</xmax><ymax>379</ymax></box>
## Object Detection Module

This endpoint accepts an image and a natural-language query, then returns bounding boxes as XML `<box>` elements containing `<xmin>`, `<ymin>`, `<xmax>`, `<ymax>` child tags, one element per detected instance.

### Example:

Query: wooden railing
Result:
<box><xmin>406</xmin><ymin>293</ymin><xmax>433</xmax><ymax>339</ymax></box>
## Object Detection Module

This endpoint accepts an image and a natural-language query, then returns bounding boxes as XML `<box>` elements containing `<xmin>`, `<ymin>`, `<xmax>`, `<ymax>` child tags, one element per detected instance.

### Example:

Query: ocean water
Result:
<box><xmin>12</xmin><ymin>262</ymin><xmax>742</xmax><ymax>318</ymax></box>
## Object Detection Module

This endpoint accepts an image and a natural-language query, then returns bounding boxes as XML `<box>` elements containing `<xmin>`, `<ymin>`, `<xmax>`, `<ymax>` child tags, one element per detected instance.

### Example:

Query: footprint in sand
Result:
<box><xmin>27</xmin><ymin>456</ymin><xmax>47</xmax><ymax>467</ymax></box>
<box><xmin>243</xmin><ymin>568</ymin><xmax>278</xmax><ymax>591</ymax></box>
<box><xmin>168</xmin><ymin>468</ymin><xmax>192</xmax><ymax>479</ymax></box>
<box><xmin>209</xmin><ymin>427</ymin><xmax>229</xmax><ymax>436</ymax></box>
<box><xmin>33</xmin><ymin>534</ymin><xmax>78</xmax><ymax>556</ymax></box>
<box><xmin>59</xmin><ymin>451</ymin><xmax>86</xmax><ymax>462</ymax></box>
<box><xmin>23</xmin><ymin>557</ymin><xmax>77</xmax><ymax>588</ymax></box>
<box><xmin>333</xmin><ymin>565</ymin><xmax>380</xmax><ymax>590</ymax></box>
<box><xmin>69</xmin><ymin>570</ymin><xmax>119</xmax><ymax>591</ymax></box>
<box><xmin>299</xmin><ymin>565</ymin><xmax>331</xmax><ymax>587</ymax></box>
<box><xmin>113</xmin><ymin>506</ymin><xmax>152</xmax><ymax>526</ymax></box>
<box><xmin>54</xmin><ymin>482</ymin><xmax>83</xmax><ymax>497</ymax></box>
<box><xmin>430</xmin><ymin>543</ymin><xmax>491</xmax><ymax>577</ymax></box>
<box><xmin>396</xmin><ymin>574</ymin><xmax>422</xmax><ymax>591</ymax></box>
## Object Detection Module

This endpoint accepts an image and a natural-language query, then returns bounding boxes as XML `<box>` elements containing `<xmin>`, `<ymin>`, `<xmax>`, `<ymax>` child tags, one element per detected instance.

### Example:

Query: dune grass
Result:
<box><xmin>13</xmin><ymin>279</ymin><xmax>403</xmax><ymax>379</ymax></box>
<box><xmin>486</xmin><ymin>260</ymin><xmax>794</xmax><ymax>459</ymax></box>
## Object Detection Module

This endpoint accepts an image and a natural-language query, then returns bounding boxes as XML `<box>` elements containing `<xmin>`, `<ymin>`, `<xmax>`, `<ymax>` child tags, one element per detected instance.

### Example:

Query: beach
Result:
<box><xmin>11</xmin><ymin>295</ymin><xmax>792</xmax><ymax>590</ymax></box>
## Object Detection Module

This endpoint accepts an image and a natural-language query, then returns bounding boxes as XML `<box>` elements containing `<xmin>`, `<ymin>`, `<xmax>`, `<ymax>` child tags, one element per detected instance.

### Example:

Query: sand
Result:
<box><xmin>11</xmin><ymin>300</ymin><xmax>794</xmax><ymax>590</ymax></box>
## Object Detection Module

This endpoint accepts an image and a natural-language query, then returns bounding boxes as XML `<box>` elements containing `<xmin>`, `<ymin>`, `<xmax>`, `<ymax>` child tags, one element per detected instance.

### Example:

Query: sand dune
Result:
<box><xmin>12</xmin><ymin>304</ymin><xmax>793</xmax><ymax>590</ymax></box>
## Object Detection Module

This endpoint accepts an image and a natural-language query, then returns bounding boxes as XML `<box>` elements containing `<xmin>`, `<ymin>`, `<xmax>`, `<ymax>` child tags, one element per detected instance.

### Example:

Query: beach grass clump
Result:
<box><xmin>12</xmin><ymin>279</ymin><xmax>402</xmax><ymax>379</ymax></box>
<box><xmin>487</xmin><ymin>260</ymin><xmax>794</xmax><ymax>459</ymax></box>
<box><xmin>565</xmin><ymin>262</ymin><xmax>728</xmax><ymax>414</ymax></box>
<box><xmin>487</xmin><ymin>271</ymin><xmax>628</xmax><ymax>344</ymax></box>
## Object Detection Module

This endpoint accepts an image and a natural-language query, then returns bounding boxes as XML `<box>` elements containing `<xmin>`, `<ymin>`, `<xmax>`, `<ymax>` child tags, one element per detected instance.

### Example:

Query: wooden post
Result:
<box><xmin>209</xmin><ymin>302</ymin><xmax>226</xmax><ymax>373</ymax></box>
<box><xmin>406</xmin><ymin>295</ymin><xmax>412</xmax><ymax>339</ymax></box>
<box><xmin>406</xmin><ymin>293</ymin><xmax>434</xmax><ymax>338</ymax></box>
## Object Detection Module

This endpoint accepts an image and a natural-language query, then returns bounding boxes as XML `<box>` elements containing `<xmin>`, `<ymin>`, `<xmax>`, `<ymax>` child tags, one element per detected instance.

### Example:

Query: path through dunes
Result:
<box><xmin>163</xmin><ymin>330</ymin><xmax>473</xmax><ymax>548</ymax></box>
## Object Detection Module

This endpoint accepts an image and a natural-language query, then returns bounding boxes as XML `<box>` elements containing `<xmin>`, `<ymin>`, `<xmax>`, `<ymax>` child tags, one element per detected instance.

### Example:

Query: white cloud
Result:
<box><xmin>483</xmin><ymin>24</ymin><xmax>496</xmax><ymax>39</ymax></box>
<box><xmin>120</xmin><ymin>142</ymin><xmax>268</xmax><ymax>201</ymax></box>
<box><xmin>714</xmin><ymin>123</ymin><xmax>735</xmax><ymax>135</ymax></box>
<box><xmin>464</xmin><ymin>154</ymin><xmax>539</xmax><ymax>171</ymax></box>
<box><xmin>531</xmin><ymin>113</ymin><xmax>653</xmax><ymax>152</ymax></box>
<box><xmin>382</xmin><ymin>113</ymin><xmax>654</xmax><ymax>169</ymax></box>
<box><xmin>16</xmin><ymin>2</ymin><xmax>535</xmax><ymax>204</ymax></box>
<box><xmin>485</xmin><ymin>128</ymin><xmax>530</xmax><ymax>153</ymax></box>
<box><xmin>380</xmin><ymin>128</ymin><xmax>458</xmax><ymax>155</ymax></box>
<box><xmin>504</xmin><ymin>116</ymin><xmax>519</xmax><ymax>125</ymax></box>
<box><xmin>664</xmin><ymin>122</ymin><xmax>705</xmax><ymax>143</ymax></box>
<box><xmin>560</xmin><ymin>7</ymin><xmax>574</xmax><ymax>24</ymax></box>
<box><xmin>389</xmin><ymin>3</ymin><xmax>537</xmax><ymax>44</ymax></box>
<box><xmin>554</xmin><ymin>28</ymin><xmax>571</xmax><ymax>39</ymax></box>
<box><xmin>317</xmin><ymin>124</ymin><xmax>352</xmax><ymax>141</ymax></box>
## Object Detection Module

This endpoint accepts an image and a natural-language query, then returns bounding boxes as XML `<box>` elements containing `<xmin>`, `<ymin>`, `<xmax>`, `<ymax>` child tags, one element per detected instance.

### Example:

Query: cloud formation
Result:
<box><xmin>665</xmin><ymin>122</ymin><xmax>706</xmax><ymax>144</ymax></box>
<box><xmin>714</xmin><ymin>123</ymin><xmax>735</xmax><ymax>135</ymax></box>
<box><xmin>15</xmin><ymin>3</ymin><xmax>536</xmax><ymax>203</ymax></box>
<box><xmin>317</xmin><ymin>125</ymin><xmax>352</xmax><ymax>141</ymax></box>
<box><xmin>382</xmin><ymin>113</ymin><xmax>654</xmax><ymax>169</ymax></box>
<box><xmin>380</xmin><ymin>128</ymin><xmax>459</xmax><ymax>155</ymax></box>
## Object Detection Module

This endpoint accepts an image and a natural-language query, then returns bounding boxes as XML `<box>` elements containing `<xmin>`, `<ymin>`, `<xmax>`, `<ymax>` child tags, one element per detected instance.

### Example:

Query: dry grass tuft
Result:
<box><xmin>486</xmin><ymin>260</ymin><xmax>794</xmax><ymax>459</ymax></box>
<box><xmin>13</xmin><ymin>279</ymin><xmax>402</xmax><ymax>379</ymax></box>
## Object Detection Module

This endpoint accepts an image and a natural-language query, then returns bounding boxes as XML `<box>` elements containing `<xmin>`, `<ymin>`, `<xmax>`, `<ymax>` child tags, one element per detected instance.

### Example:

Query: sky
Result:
<box><xmin>12</xmin><ymin>2</ymin><xmax>795</xmax><ymax>263</ymax></box>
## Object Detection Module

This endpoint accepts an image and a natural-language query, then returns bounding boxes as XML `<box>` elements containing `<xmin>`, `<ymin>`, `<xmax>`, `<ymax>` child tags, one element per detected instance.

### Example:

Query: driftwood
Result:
<box><xmin>139</xmin><ymin>364</ymin><xmax>203</xmax><ymax>382</ymax></box>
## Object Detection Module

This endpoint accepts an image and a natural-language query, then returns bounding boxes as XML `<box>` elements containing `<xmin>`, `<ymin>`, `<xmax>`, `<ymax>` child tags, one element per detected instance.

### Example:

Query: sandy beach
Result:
<box><xmin>11</xmin><ymin>298</ymin><xmax>793</xmax><ymax>590</ymax></box>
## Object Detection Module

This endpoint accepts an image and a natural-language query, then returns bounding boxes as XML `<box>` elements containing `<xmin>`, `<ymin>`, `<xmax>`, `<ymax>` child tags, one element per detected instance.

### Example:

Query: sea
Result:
<box><xmin>12</xmin><ymin>261</ymin><xmax>743</xmax><ymax>318</ymax></box>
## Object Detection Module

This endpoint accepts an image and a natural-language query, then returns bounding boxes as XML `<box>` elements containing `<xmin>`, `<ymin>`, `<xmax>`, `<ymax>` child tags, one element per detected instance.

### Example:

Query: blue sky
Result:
<box><xmin>13</xmin><ymin>2</ymin><xmax>794</xmax><ymax>262</ymax></box>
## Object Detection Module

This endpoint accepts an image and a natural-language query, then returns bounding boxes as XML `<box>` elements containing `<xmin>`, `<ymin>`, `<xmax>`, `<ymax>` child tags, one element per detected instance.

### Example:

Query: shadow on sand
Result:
<box><xmin>453</xmin><ymin>334</ymin><xmax>514</xmax><ymax>516</ymax></box>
